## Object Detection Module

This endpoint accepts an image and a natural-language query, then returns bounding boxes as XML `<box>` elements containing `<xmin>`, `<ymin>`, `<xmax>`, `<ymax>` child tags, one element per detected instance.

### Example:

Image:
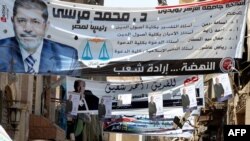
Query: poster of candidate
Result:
<box><xmin>212</xmin><ymin>73</ymin><xmax>233</xmax><ymax>102</ymax></box>
<box><xmin>66</xmin><ymin>77</ymin><xmax>99</xmax><ymax>111</ymax></box>
<box><xmin>117</xmin><ymin>94</ymin><xmax>132</xmax><ymax>107</ymax></box>
<box><xmin>66</xmin><ymin>92</ymin><xmax>80</xmax><ymax>116</ymax></box>
<box><xmin>99</xmin><ymin>96</ymin><xmax>112</xmax><ymax>119</ymax></box>
<box><xmin>180</xmin><ymin>85</ymin><xmax>197</xmax><ymax>113</ymax></box>
<box><xmin>148</xmin><ymin>92</ymin><xmax>164</xmax><ymax>119</ymax></box>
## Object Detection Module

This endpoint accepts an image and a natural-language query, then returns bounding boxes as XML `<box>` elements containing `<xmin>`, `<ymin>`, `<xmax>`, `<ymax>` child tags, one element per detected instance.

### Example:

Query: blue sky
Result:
<box><xmin>104</xmin><ymin>0</ymin><xmax>179</xmax><ymax>7</ymax></box>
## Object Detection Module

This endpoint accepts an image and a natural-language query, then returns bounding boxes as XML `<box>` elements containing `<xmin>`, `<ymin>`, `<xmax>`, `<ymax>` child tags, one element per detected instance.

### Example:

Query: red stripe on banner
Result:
<box><xmin>155</xmin><ymin>0</ymin><xmax>241</xmax><ymax>9</ymax></box>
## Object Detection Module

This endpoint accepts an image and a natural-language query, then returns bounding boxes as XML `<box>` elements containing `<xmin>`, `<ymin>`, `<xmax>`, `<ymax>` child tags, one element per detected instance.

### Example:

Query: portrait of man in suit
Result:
<box><xmin>181</xmin><ymin>88</ymin><xmax>190</xmax><ymax>113</ymax></box>
<box><xmin>117</xmin><ymin>95</ymin><xmax>123</xmax><ymax>107</ymax></box>
<box><xmin>148</xmin><ymin>96</ymin><xmax>157</xmax><ymax>120</ymax></box>
<box><xmin>74</xmin><ymin>80</ymin><xmax>87</xmax><ymax>111</ymax></box>
<box><xmin>98</xmin><ymin>98</ymin><xmax>106</xmax><ymax>120</ymax></box>
<box><xmin>0</xmin><ymin>0</ymin><xmax>82</xmax><ymax>76</ymax></box>
<box><xmin>66</xmin><ymin>94</ymin><xmax>73</xmax><ymax>115</ymax></box>
<box><xmin>214</xmin><ymin>77</ymin><xmax>224</xmax><ymax>100</ymax></box>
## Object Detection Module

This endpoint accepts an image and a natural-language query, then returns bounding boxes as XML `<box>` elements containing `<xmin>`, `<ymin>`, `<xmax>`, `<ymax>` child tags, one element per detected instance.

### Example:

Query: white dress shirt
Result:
<box><xmin>20</xmin><ymin>41</ymin><xmax>43</xmax><ymax>73</ymax></box>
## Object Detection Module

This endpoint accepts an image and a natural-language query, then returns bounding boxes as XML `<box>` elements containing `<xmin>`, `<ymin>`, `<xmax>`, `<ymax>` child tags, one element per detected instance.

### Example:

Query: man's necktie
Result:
<box><xmin>25</xmin><ymin>55</ymin><xmax>36</xmax><ymax>73</ymax></box>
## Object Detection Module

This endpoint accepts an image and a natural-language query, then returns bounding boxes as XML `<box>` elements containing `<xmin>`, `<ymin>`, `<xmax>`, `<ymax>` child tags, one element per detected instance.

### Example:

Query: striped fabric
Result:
<box><xmin>25</xmin><ymin>55</ymin><xmax>36</xmax><ymax>73</ymax></box>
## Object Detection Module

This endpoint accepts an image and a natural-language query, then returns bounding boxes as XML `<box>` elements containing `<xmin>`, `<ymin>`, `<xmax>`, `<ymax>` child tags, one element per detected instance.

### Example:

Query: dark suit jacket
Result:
<box><xmin>98</xmin><ymin>103</ymin><xmax>106</xmax><ymax>119</ymax></box>
<box><xmin>84</xmin><ymin>90</ymin><xmax>99</xmax><ymax>110</ymax></box>
<box><xmin>66</xmin><ymin>100</ymin><xmax>73</xmax><ymax>114</ymax></box>
<box><xmin>77</xmin><ymin>90</ymin><xmax>99</xmax><ymax>111</ymax></box>
<box><xmin>0</xmin><ymin>37</ymin><xmax>82</xmax><ymax>76</ymax></box>
<box><xmin>148</xmin><ymin>102</ymin><xmax>157</xmax><ymax>119</ymax></box>
<box><xmin>181</xmin><ymin>94</ymin><xmax>190</xmax><ymax>109</ymax></box>
<box><xmin>214</xmin><ymin>83</ymin><xmax>224</xmax><ymax>99</ymax></box>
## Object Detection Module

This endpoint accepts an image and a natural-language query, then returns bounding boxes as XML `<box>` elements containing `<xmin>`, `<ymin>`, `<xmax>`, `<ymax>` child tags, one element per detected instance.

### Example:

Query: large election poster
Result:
<box><xmin>0</xmin><ymin>0</ymin><xmax>248</xmax><ymax>76</ymax></box>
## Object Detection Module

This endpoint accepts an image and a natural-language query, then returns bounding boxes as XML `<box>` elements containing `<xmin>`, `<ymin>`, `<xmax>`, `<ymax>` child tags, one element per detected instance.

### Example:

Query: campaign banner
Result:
<box><xmin>103</xmin><ymin>113</ymin><xmax>196</xmax><ymax>136</ymax></box>
<box><xmin>0</xmin><ymin>0</ymin><xmax>248</xmax><ymax>76</ymax></box>
<box><xmin>66</xmin><ymin>75</ymin><xmax>204</xmax><ymax>108</ymax></box>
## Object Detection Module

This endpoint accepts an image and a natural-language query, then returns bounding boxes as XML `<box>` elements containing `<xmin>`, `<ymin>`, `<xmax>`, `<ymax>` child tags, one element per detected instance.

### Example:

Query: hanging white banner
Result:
<box><xmin>66</xmin><ymin>75</ymin><xmax>204</xmax><ymax>108</ymax></box>
<box><xmin>0</xmin><ymin>0</ymin><xmax>248</xmax><ymax>76</ymax></box>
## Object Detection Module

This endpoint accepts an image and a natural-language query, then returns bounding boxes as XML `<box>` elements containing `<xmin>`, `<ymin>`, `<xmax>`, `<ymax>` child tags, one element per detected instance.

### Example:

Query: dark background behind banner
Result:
<box><xmin>80</xmin><ymin>58</ymin><xmax>240</xmax><ymax>76</ymax></box>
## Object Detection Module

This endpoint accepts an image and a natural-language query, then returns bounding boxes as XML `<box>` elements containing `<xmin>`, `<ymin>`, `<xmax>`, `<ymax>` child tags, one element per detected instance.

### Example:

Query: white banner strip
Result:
<box><xmin>0</xmin><ymin>0</ymin><xmax>248</xmax><ymax>69</ymax></box>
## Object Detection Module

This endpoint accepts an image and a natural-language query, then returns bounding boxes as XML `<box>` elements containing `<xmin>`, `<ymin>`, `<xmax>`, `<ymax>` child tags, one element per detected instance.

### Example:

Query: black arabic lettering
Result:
<box><xmin>52</xmin><ymin>8</ymin><xmax>90</xmax><ymax>23</ymax></box>
<box><xmin>77</xmin><ymin>11</ymin><xmax>90</xmax><ymax>23</ymax></box>
<box><xmin>113</xmin><ymin>12</ymin><xmax>120</xmax><ymax>20</ymax></box>
<box><xmin>105</xmin><ymin>83</ymin><xmax>112</xmax><ymax>93</ymax></box>
<box><xmin>158</xmin><ymin>8</ymin><xmax>182</xmax><ymax>14</ymax></box>
<box><xmin>52</xmin><ymin>8</ymin><xmax>64</xmax><ymax>18</ymax></box>
<box><xmin>151</xmin><ymin>82</ymin><xmax>160</xmax><ymax>91</ymax></box>
<box><xmin>105</xmin><ymin>84</ymin><xmax>126</xmax><ymax>93</ymax></box>
<box><xmin>61</xmin><ymin>9</ymin><xmax>76</xmax><ymax>18</ymax></box>
<box><xmin>94</xmin><ymin>11</ymin><xmax>130</xmax><ymax>21</ymax></box>
<box><xmin>121</xmin><ymin>13</ymin><xmax>130</xmax><ymax>21</ymax></box>
<box><xmin>140</xmin><ymin>13</ymin><xmax>147</xmax><ymax>22</ymax></box>
<box><xmin>94</xmin><ymin>11</ymin><xmax>103</xmax><ymax>21</ymax></box>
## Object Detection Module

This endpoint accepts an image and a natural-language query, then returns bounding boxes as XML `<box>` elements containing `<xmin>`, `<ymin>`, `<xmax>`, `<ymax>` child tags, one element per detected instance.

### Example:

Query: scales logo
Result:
<box><xmin>1</xmin><ymin>5</ymin><xmax>8</xmax><ymax>22</ymax></box>
<box><xmin>82</xmin><ymin>42</ymin><xmax>110</xmax><ymax>60</ymax></box>
<box><xmin>80</xmin><ymin>39</ymin><xmax>112</xmax><ymax>68</ymax></box>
